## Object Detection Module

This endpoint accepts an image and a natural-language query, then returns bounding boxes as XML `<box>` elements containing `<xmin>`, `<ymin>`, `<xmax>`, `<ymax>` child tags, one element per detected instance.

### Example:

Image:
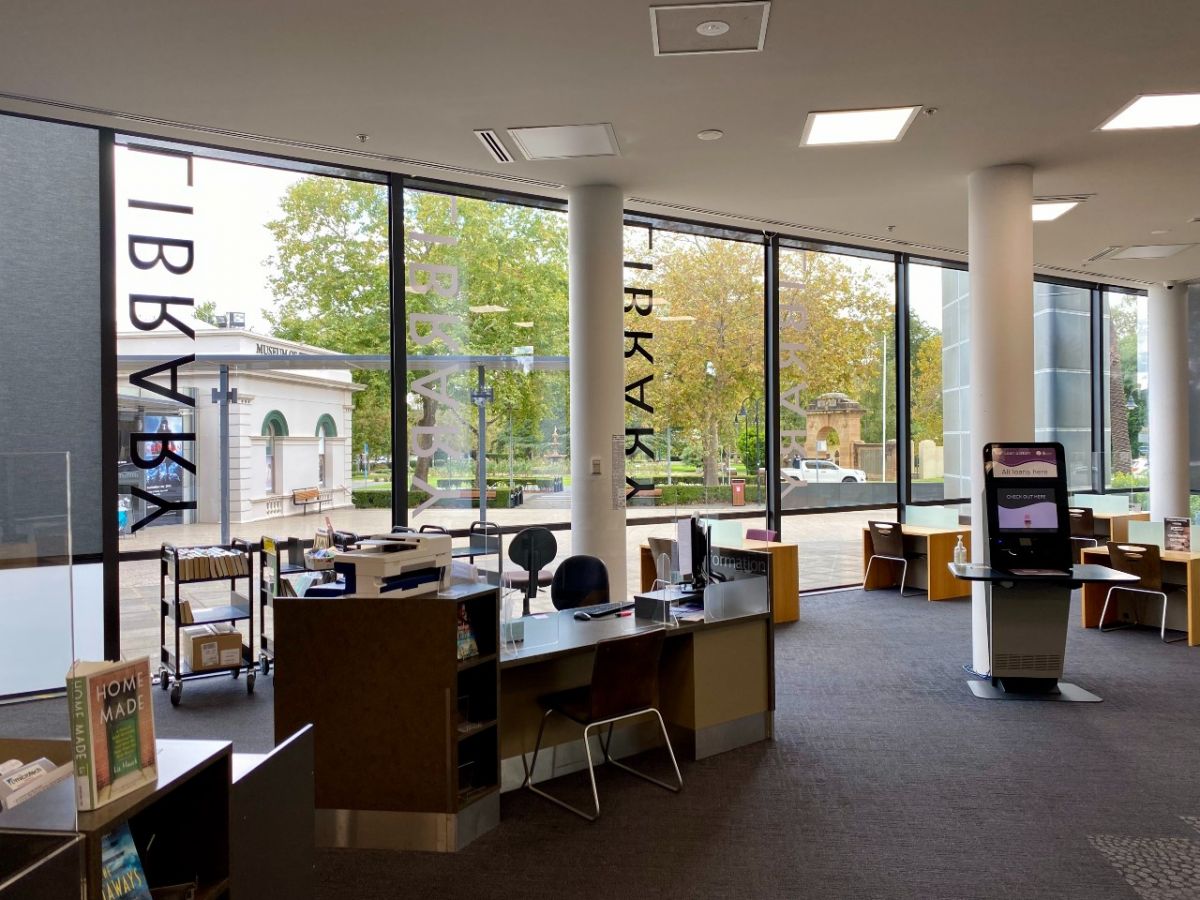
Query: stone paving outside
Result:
<box><xmin>117</xmin><ymin>499</ymin><xmax>890</xmax><ymax>664</ymax></box>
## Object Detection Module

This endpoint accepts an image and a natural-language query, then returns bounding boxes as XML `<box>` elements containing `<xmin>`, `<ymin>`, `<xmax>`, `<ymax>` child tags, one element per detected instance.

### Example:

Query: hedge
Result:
<box><xmin>657</xmin><ymin>483</ymin><xmax>762</xmax><ymax>506</ymax></box>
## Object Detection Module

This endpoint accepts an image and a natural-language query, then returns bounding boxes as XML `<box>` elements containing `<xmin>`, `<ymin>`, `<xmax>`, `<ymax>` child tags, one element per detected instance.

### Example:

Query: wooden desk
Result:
<box><xmin>639</xmin><ymin>540</ymin><xmax>800</xmax><ymax>623</ymax></box>
<box><xmin>861</xmin><ymin>524</ymin><xmax>970</xmax><ymax>601</ymax></box>
<box><xmin>500</xmin><ymin>600</ymin><xmax>773</xmax><ymax>786</ymax></box>
<box><xmin>1079</xmin><ymin>545</ymin><xmax>1200</xmax><ymax>646</ymax></box>
<box><xmin>1090</xmin><ymin>511</ymin><xmax>1150</xmax><ymax>543</ymax></box>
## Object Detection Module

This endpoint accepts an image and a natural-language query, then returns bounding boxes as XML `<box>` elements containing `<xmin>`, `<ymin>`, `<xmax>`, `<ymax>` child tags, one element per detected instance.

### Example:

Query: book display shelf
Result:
<box><xmin>273</xmin><ymin>583</ymin><xmax>501</xmax><ymax>852</ymax></box>
<box><xmin>0</xmin><ymin>738</ymin><xmax>232</xmax><ymax>899</ymax></box>
<box><xmin>257</xmin><ymin>535</ymin><xmax>338</xmax><ymax>676</ymax></box>
<box><xmin>160</xmin><ymin>540</ymin><xmax>255</xmax><ymax>706</ymax></box>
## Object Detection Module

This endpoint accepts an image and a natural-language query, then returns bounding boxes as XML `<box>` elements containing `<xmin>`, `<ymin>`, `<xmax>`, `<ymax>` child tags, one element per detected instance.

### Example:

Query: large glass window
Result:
<box><xmin>115</xmin><ymin>139</ymin><xmax>391</xmax><ymax>663</ymax></box>
<box><xmin>1034</xmin><ymin>281</ymin><xmax>1093</xmax><ymax>492</ymax></box>
<box><xmin>622</xmin><ymin>224</ymin><xmax>765</xmax><ymax>521</ymax></box>
<box><xmin>402</xmin><ymin>187</ymin><xmax>570</xmax><ymax>534</ymax></box>
<box><xmin>777</xmin><ymin>245</ymin><xmax>896</xmax><ymax>511</ymax></box>
<box><xmin>907</xmin><ymin>260</ymin><xmax>969</xmax><ymax>503</ymax></box>
<box><xmin>1103</xmin><ymin>289</ymin><xmax>1149</xmax><ymax>498</ymax></box>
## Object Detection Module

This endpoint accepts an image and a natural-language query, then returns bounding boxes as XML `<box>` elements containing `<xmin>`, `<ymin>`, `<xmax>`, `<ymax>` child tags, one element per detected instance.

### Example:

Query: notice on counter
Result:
<box><xmin>1164</xmin><ymin>517</ymin><xmax>1191</xmax><ymax>552</ymax></box>
<box><xmin>612</xmin><ymin>434</ymin><xmax>626</xmax><ymax>510</ymax></box>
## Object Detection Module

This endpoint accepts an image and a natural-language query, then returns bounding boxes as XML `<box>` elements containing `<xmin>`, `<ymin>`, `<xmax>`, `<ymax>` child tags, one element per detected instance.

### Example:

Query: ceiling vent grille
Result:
<box><xmin>474</xmin><ymin>130</ymin><xmax>514</xmax><ymax>163</ymax></box>
<box><xmin>1084</xmin><ymin>246</ymin><xmax>1122</xmax><ymax>264</ymax></box>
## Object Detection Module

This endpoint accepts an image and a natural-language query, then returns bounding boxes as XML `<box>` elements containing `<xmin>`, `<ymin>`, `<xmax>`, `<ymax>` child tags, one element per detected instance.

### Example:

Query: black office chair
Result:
<box><xmin>503</xmin><ymin>527</ymin><xmax>557</xmax><ymax>616</ymax></box>
<box><xmin>524</xmin><ymin>629</ymin><xmax>682</xmax><ymax>820</ymax></box>
<box><xmin>550</xmin><ymin>555</ymin><xmax>609</xmax><ymax>610</ymax></box>
<box><xmin>1068</xmin><ymin>507</ymin><xmax>1098</xmax><ymax>564</ymax></box>
<box><xmin>864</xmin><ymin>521</ymin><xmax>920</xmax><ymax>596</ymax></box>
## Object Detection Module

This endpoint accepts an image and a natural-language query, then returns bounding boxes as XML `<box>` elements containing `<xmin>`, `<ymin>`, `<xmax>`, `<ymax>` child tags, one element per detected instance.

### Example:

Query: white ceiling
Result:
<box><xmin>2</xmin><ymin>0</ymin><xmax>1199</xmax><ymax>284</ymax></box>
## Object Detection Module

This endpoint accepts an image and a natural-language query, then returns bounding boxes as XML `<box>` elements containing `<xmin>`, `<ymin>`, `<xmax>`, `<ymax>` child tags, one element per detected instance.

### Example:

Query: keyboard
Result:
<box><xmin>573</xmin><ymin>601</ymin><xmax>635</xmax><ymax>617</ymax></box>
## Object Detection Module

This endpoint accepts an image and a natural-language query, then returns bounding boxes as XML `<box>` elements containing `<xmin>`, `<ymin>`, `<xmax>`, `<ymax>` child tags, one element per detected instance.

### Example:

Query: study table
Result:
<box><xmin>1079</xmin><ymin>544</ymin><xmax>1200</xmax><ymax>646</ymax></box>
<box><xmin>638</xmin><ymin>539</ymin><xmax>799</xmax><ymax>623</ymax></box>
<box><xmin>499</xmin><ymin>587</ymin><xmax>775</xmax><ymax>791</ymax></box>
<box><xmin>861</xmin><ymin>524</ymin><xmax>971</xmax><ymax>600</ymax></box>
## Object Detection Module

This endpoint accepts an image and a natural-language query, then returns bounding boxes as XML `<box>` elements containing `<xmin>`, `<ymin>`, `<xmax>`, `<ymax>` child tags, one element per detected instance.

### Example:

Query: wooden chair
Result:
<box><xmin>745</xmin><ymin>528</ymin><xmax>778</xmax><ymax>542</ymax></box>
<box><xmin>1101</xmin><ymin>542</ymin><xmax>1183</xmax><ymax>643</ymax></box>
<box><xmin>864</xmin><ymin>521</ymin><xmax>919</xmax><ymax>596</ymax></box>
<box><xmin>524</xmin><ymin>629</ymin><xmax>682</xmax><ymax>820</ymax></box>
<box><xmin>1068</xmin><ymin>507</ymin><xmax>1098</xmax><ymax>564</ymax></box>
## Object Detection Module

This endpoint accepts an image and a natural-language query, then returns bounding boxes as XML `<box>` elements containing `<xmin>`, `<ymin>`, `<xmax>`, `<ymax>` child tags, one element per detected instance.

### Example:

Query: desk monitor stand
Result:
<box><xmin>966</xmin><ymin>443</ymin><xmax>1097</xmax><ymax>702</ymax></box>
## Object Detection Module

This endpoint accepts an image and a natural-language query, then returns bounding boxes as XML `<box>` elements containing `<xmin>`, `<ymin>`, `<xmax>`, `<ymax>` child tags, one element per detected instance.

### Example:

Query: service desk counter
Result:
<box><xmin>500</xmin><ymin>587</ymin><xmax>774</xmax><ymax>791</ymax></box>
<box><xmin>638</xmin><ymin>540</ymin><xmax>799</xmax><ymax>623</ymax></box>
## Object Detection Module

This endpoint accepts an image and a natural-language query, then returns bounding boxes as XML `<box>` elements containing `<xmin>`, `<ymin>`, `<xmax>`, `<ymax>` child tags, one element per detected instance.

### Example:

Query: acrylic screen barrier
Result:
<box><xmin>1070</xmin><ymin>493</ymin><xmax>1131</xmax><ymax>515</ymax></box>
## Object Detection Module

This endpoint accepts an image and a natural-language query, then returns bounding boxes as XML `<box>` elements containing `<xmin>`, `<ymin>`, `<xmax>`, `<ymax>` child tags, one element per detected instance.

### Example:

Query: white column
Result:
<box><xmin>967</xmin><ymin>165</ymin><xmax>1034</xmax><ymax>671</ymax></box>
<box><xmin>1148</xmin><ymin>283</ymin><xmax>1189</xmax><ymax>519</ymax></box>
<box><xmin>568</xmin><ymin>185</ymin><xmax>627</xmax><ymax>600</ymax></box>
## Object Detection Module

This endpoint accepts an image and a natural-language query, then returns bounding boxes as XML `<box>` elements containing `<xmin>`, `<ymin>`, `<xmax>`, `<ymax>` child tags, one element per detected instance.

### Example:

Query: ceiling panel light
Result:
<box><xmin>1100</xmin><ymin>93</ymin><xmax>1200</xmax><ymax>130</ymax></box>
<box><xmin>801</xmin><ymin>106</ymin><xmax>922</xmax><ymax>146</ymax></box>
<box><xmin>1109</xmin><ymin>244</ymin><xmax>1197</xmax><ymax>260</ymax></box>
<box><xmin>1032</xmin><ymin>201</ymin><xmax>1078</xmax><ymax>222</ymax></box>
<box><xmin>696</xmin><ymin>20</ymin><xmax>730</xmax><ymax>35</ymax></box>
<box><xmin>507</xmin><ymin>123</ymin><xmax>620</xmax><ymax>160</ymax></box>
<box><xmin>468</xmin><ymin>304</ymin><xmax>509</xmax><ymax>314</ymax></box>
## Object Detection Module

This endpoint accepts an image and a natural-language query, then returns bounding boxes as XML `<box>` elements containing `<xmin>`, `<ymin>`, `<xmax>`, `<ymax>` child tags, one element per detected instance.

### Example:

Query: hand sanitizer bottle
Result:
<box><xmin>953</xmin><ymin>534</ymin><xmax>967</xmax><ymax>566</ymax></box>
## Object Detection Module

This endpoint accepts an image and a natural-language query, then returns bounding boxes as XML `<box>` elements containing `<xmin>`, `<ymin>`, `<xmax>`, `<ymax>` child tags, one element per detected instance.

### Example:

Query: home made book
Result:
<box><xmin>67</xmin><ymin>657</ymin><xmax>158</xmax><ymax>810</ymax></box>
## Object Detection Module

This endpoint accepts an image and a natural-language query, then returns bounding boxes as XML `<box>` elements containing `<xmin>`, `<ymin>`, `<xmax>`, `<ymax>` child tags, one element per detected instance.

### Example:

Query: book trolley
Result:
<box><xmin>257</xmin><ymin>534</ymin><xmax>337</xmax><ymax>676</ymax></box>
<box><xmin>159</xmin><ymin>539</ymin><xmax>256</xmax><ymax>706</ymax></box>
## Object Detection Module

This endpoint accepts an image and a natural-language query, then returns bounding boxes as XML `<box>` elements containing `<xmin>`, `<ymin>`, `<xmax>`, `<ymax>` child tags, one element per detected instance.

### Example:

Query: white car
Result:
<box><xmin>781</xmin><ymin>459</ymin><xmax>867</xmax><ymax>484</ymax></box>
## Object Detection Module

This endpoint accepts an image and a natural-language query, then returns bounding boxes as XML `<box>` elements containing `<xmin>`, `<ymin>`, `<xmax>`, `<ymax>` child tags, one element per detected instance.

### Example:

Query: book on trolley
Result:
<box><xmin>66</xmin><ymin>656</ymin><xmax>158</xmax><ymax>810</ymax></box>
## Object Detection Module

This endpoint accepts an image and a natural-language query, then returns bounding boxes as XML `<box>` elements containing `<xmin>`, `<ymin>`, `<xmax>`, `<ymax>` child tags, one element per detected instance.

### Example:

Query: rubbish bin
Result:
<box><xmin>731</xmin><ymin>478</ymin><xmax>746</xmax><ymax>507</ymax></box>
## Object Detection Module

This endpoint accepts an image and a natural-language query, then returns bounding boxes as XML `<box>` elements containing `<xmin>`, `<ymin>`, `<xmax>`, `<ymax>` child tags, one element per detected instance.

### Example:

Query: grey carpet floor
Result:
<box><xmin>4</xmin><ymin>589</ymin><xmax>1200</xmax><ymax>899</ymax></box>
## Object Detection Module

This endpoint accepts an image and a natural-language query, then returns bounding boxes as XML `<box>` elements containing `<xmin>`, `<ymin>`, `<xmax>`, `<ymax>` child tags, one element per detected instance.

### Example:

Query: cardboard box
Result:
<box><xmin>182</xmin><ymin>624</ymin><xmax>243</xmax><ymax>672</ymax></box>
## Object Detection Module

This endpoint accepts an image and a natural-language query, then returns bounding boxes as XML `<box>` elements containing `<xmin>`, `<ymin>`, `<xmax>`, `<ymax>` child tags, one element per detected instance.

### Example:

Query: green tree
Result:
<box><xmin>265</xmin><ymin>178</ymin><xmax>392</xmax><ymax>464</ymax></box>
<box><xmin>194</xmin><ymin>300</ymin><xmax>218</xmax><ymax>325</ymax></box>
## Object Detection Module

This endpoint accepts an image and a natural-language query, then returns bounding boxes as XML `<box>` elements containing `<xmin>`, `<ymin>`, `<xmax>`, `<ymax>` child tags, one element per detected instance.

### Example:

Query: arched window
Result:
<box><xmin>315</xmin><ymin>415</ymin><xmax>337</xmax><ymax>487</ymax></box>
<box><xmin>261</xmin><ymin>411</ymin><xmax>289</xmax><ymax>493</ymax></box>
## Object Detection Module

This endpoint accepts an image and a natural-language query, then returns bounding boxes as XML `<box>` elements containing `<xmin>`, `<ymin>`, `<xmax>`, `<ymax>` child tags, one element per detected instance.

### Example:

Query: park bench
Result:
<box><xmin>292</xmin><ymin>487</ymin><xmax>332</xmax><ymax>514</ymax></box>
<box><xmin>626</xmin><ymin>487</ymin><xmax>663</xmax><ymax>507</ymax></box>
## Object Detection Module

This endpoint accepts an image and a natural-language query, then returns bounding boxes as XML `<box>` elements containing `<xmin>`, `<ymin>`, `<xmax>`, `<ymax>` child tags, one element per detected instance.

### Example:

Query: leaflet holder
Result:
<box><xmin>950</xmin><ymin>442</ymin><xmax>1135</xmax><ymax>702</ymax></box>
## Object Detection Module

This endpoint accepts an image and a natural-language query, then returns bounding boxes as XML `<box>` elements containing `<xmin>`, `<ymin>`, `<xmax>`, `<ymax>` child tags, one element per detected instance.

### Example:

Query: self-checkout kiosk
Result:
<box><xmin>949</xmin><ymin>442</ymin><xmax>1133</xmax><ymax>702</ymax></box>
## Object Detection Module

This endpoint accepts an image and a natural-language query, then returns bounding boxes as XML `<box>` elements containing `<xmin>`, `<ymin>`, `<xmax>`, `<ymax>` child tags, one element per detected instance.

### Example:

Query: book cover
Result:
<box><xmin>67</xmin><ymin>657</ymin><xmax>158</xmax><ymax>810</ymax></box>
<box><xmin>99</xmin><ymin>822</ymin><xmax>153</xmax><ymax>900</ymax></box>
<box><xmin>1164</xmin><ymin>517</ymin><xmax>1191</xmax><ymax>553</ymax></box>
<box><xmin>456</xmin><ymin>603</ymin><xmax>479</xmax><ymax>660</ymax></box>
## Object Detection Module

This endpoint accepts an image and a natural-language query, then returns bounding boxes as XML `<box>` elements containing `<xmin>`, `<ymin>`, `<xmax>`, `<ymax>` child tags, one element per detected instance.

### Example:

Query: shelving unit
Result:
<box><xmin>273</xmin><ymin>583</ymin><xmax>500</xmax><ymax>851</ymax></box>
<box><xmin>256</xmin><ymin>535</ymin><xmax>303</xmax><ymax>676</ymax></box>
<box><xmin>0</xmin><ymin>738</ymin><xmax>232</xmax><ymax>900</ymax></box>
<box><xmin>160</xmin><ymin>540</ymin><xmax>255</xmax><ymax>706</ymax></box>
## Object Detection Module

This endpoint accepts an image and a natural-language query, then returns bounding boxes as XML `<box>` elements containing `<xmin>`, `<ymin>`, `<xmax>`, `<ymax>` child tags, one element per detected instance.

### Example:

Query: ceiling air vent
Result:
<box><xmin>1083</xmin><ymin>246</ymin><xmax>1122</xmax><ymax>264</ymax></box>
<box><xmin>651</xmin><ymin>2</ymin><xmax>770</xmax><ymax>56</ymax></box>
<box><xmin>474</xmin><ymin>130</ymin><xmax>514</xmax><ymax>164</ymax></box>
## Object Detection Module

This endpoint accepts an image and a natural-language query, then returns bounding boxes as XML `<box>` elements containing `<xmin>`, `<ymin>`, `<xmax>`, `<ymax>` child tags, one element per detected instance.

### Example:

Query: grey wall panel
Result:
<box><xmin>0</xmin><ymin>115</ymin><xmax>101</xmax><ymax>556</ymax></box>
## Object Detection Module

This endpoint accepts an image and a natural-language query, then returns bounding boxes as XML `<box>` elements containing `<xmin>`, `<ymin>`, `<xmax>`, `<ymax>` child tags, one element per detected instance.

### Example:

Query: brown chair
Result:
<box><xmin>865</xmin><ymin>521</ymin><xmax>920</xmax><ymax>596</ymax></box>
<box><xmin>1068</xmin><ymin>507</ymin><xmax>1098</xmax><ymax>564</ymax></box>
<box><xmin>1101</xmin><ymin>542</ymin><xmax>1183</xmax><ymax>643</ymax></box>
<box><xmin>745</xmin><ymin>528</ymin><xmax>778</xmax><ymax>542</ymax></box>
<box><xmin>524</xmin><ymin>629</ymin><xmax>682</xmax><ymax>820</ymax></box>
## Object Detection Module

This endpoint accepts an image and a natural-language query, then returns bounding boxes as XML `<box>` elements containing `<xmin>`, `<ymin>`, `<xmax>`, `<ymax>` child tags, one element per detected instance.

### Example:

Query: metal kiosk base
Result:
<box><xmin>949</xmin><ymin>562</ymin><xmax>1136</xmax><ymax>705</ymax></box>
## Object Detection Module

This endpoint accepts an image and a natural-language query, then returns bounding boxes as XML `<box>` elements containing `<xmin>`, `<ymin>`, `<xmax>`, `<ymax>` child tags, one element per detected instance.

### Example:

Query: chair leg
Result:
<box><xmin>1099</xmin><ymin>587</ymin><xmax>1133</xmax><ymax>632</ymax></box>
<box><xmin>525</xmin><ymin>711</ymin><xmax>601</xmax><ymax>821</ymax></box>
<box><xmin>898</xmin><ymin>559</ymin><xmax>911</xmax><ymax>597</ymax></box>
<box><xmin>863</xmin><ymin>556</ymin><xmax>876</xmax><ymax>590</ymax></box>
<box><xmin>1161</xmin><ymin>593</ymin><xmax>1186</xmax><ymax>643</ymax></box>
<box><xmin>602</xmin><ymin>710</ymin><xmax>683</xmax><ymax>794</ymax></box>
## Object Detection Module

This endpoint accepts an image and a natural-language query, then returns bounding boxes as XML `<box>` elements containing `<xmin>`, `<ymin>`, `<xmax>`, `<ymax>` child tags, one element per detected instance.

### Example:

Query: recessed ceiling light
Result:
<box><xmin>1151</xmin><ymin>229</ymin><xmax>1170</xmax><ymax>235</ymax></box>
<box><xmin>696</xmin><ymin>20</ymin><xmax>730</xmax><ymax>36</ymax></box>
<box><xmin>1110</xmin><ymin>244</ymin><xmax>1197</xmax><ymax>260</ymax></box>
<box><xmin>1100</xmin><ymin>93</ymin><xmax>1200</xmax><ymax>130</ymax></box>
<box><xmin>800</xmin><ymin>106</ymin><xmax>922</xmax><ymax>146</ymax></box>
<box><xmin>697</xmin><ymin>129</ymin><xmax>725</xmax><ymax>141</ymax></box>
<box><xmin>1032</xmin><ymin>201</ymin><xmax>1078</xmax><ymax>222</ymax></box>
<box><xmin>468</xmin><ymin>305</ymin><xmax>509</xmax><ymax>314</ymax></box>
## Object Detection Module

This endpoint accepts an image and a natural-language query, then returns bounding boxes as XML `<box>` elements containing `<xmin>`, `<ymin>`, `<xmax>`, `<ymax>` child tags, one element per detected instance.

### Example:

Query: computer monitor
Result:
<box><xmin>983</xmin><ymin>442</ymin><xmax>1072</xmax><ymax>572</ymax></box>
<box><xmin>676</xmin><ymin>515</ymin><xmax>710</xmax><ymax>588</ymax></box>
